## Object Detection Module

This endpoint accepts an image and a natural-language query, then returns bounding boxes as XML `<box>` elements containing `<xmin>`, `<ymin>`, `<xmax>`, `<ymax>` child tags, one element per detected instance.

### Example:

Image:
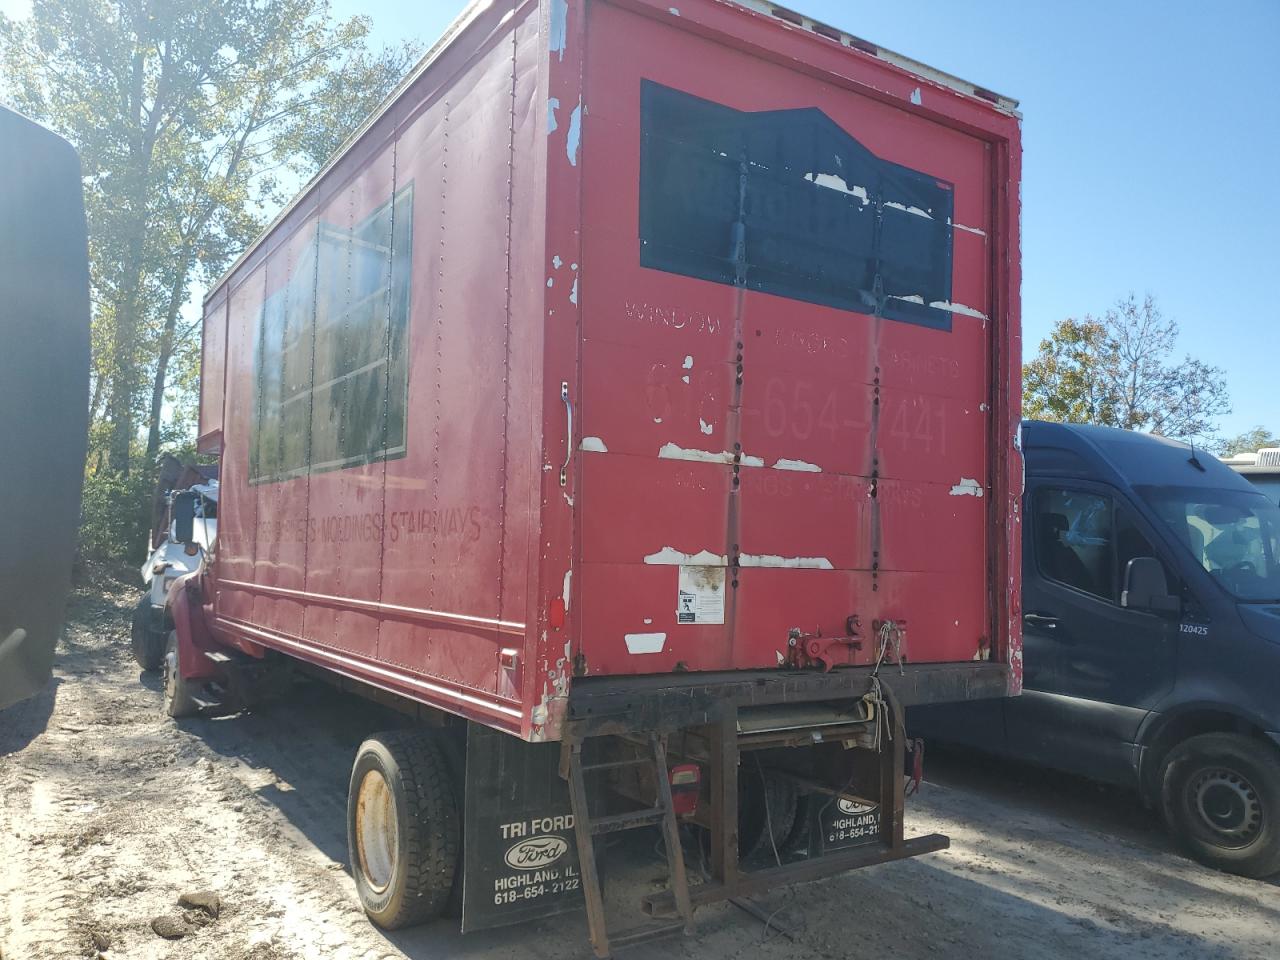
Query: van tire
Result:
<box><xmin>162</xmin><ymin>631</ymin><xmax>199</xmax><ymax>719</ymax></box>
<box><xmin>130</xmin><ymin>595</ymin><xmax>165</xmax><ymax>672</ymax></box>
<box><xmin>347</xmin><ymin>732</ymin><xmax>459</xmax><ymax>929</ymax></box>
<box><xmin>1159</xmin><ymin>733</ymin><xmax>1280</xmax><ymax>879</ymax></box>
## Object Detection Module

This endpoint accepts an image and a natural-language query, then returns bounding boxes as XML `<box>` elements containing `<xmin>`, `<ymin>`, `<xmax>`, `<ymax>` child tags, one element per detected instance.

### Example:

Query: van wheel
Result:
<box><xmin>162</xmin><ymin>631</ymin><xmax>199</xmax><ymax>719</ymax></box>
<box><xmin>1159</xmin><ymin>733</ymin><xmax>1280</xmax><ymax>878</ymax></box>
<box><xmin>130</xmin><ymin>595</ymin><xmax>165</xmax><ymax>672</ymax></box>
<box><xmin>348</xmin><ymin>732</ymin><xmax>459</xmax><ymax>929</ymax></box>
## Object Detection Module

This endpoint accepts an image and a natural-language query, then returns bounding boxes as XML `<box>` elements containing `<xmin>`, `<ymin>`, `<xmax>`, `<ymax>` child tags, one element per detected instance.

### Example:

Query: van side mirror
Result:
<box><xmin>172</xmin><ymin>491</ymin><xmax>196</xmax><ymax>545</ymax></box>
<box><xmin>1122</xmin><ymin>557</ymin><xmax>1179</xmax><ymax>616</ymax></box>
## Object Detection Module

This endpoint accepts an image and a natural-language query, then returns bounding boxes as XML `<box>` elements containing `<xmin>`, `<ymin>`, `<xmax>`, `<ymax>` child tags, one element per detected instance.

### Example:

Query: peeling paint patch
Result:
<box><xmin>772</xmin><ymin>458</ymin><xmax>821</xmax><ymax>472</ymax></box>
<box><xmin>682</xmin><ymin>355</ymin><xmax>694</xmax><ymax>369</ymax></box>
<box><xmin>643</xmin><ymin>617</ymin><xmax>653</xmax><ymax>625</ymax></box>
<box><xmin>569</xmin><ymin>276</ymin><xmax>579</xmax><ymax>304</ymax></box>
<box><xmin>552</xmin><ymin>254</ymin><xmax>563</xmax><ymax>268</ymax></box>
<box><xmin>653</xmin><ymin>415</ymin><xmax>663</xmax><ymax>424</ymax></box>
<box><xmin>566</xmin><ymin>99</ymin><xmax>582</xmax><ymax>166</ymax></box>
<box><xmin>804</xmin><ymin>172</ymin><xmax>868</xmax><ymax>204</ymax></box>
<box><xmin>699</xmin><ymin>418</ymin><xmax>713</xmax><ymax>435</ymax></box>
<box><xmin>909</xmin><ymin>87</ymin><xmax>922</xmax><ymax>106</ymax></box>
<box><xmin>658</xmin><ymin>443</ymin><xmax>733</xmax><ymax>464</ymax></box>
<box><xmin>548</xmin><ymin>0</ymin><xmax>568</xmax><ymax>60</ymax></box>
<box><xmin>625</xmin><ymin>632</ymin><xmax>666</xmax><ymax>654</ymax></box>
<box><xmin>948</xmin><ymin>218</ymin><xmax>987</xmax><ymax>237</ymax></box>
<box><xmin>949</xmin><ymin>477</ymin><xmax>984</xmax><ymax>497</ymax></box>
<box><xmin>885</xmin><ymin>200</ymin><xmax>933</xmax><ymax>219</ymax></box>
<box><xmin>562</xmin><ymin>570</ymin><xmax>572</xmax><ymax>610</ymax></box>
<box><xmin>644</xmin><ymin>546</ymin><xmax>727</xmax><ymax>565</ymax></box>
<box><xmin>739</xmin><ymin>553</ymin><xmax>834</xmax><ymax>569</ymax></box>
<box><xmin>741</xmin><ymin>453</ymin><xmax>764</xmax><ymax>467</ymax></box>
<box><xmin>546</xmin><ymin>277</ymin><xmax>554</xmax><ymax>288</ymax></box>
<box><xmin>580</xmin><ymin>436</ymin><xmax>607</xmax><ymax>452</ymax></box>
<box><xmin>562</xmin><ymin>491</ymin><xmax>574</xmax><ymax>507</ymax></box>
<box><xmin>668</xmin><ymin>6</ymin><xmax>680</xmax><ymax>14</ymax></box>
<box><xmin>681</xmin><ymin>375</ymin><xmax>690</xmax><ymax>384</ymax></box>
<box><xmin>889</xmin><ymin>293</ymin><xmax>924</xmax><ymax>305</ymax></box>
<box><xmin>930</xmin><ymin>300</ymin><xmax>988</xmax><ymax>320</ymax></box>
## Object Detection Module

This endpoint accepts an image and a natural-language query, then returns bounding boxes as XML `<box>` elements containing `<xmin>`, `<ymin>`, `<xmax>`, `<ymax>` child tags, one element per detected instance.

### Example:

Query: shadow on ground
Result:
<box><xmin>0</xmin><ymin>676</ymin><xmax>60</xmax><ymax>757</ymax></box>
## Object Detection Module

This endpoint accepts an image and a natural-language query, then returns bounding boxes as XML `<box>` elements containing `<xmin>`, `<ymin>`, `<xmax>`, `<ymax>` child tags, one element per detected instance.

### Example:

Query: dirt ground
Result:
<box><xmin>2</xmin><ymin>579</ymin><xmax>1278</xmax><ymax>960</ymax></box>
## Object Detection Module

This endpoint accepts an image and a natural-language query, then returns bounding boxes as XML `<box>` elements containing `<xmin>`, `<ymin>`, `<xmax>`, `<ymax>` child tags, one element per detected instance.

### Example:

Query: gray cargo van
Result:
<box><xmin>914</xmin><ymin>421</ymin><xmax>1280</xmax><ymax>878</ymax></box>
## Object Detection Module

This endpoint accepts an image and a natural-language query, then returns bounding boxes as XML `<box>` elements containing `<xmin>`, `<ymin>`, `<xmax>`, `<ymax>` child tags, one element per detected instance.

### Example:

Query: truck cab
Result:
<box><xmin>129</xmin><ymin>469</ymin><xmax>218</xmax><ymax>672</ymax></box>
<box><xmin>914</xmin><ymin>420</ymin><xmax>1280</xmax><ymax>878</ymax></box>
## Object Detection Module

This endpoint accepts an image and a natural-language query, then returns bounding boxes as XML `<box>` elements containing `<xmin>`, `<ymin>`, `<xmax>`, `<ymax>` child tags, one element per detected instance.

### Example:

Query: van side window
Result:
<box><xmin>1034</xmin><ymin>488</ymin><xmax>1114</xmax><ymax>601</ymax></box>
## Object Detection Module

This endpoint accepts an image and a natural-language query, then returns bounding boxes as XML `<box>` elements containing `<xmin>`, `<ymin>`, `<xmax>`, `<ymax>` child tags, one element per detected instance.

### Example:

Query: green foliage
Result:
<box><xmin>78</xmin><ymin>467</ymin><xmax>154</xmax><ymax>569</ymax></box>
<box><xmin>1023</xmin><ymin>295</ymin><xmax>1230</xmax><ymax>442</ymax></box>
<box><xmin>1215</xmin><ymin>427</ymin><xmax>1280</xmax><ymax>458</ymax></box>
<box><xmin>1</xmin><ymin>0</ymin><xmax>417</xmax><ymax>563</ymax></box>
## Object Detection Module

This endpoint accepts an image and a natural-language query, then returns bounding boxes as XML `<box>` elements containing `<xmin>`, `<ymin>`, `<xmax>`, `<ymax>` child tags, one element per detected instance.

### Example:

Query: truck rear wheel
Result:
<box><xmin>162</xmin><ymin>630</ymin><xmax>199</xmax><ymax>719</ymax></box>
<box><xmin>1159</xmin><ymin>733</ymin><xmax>1280</xmax><ymax>879</ymax></box>
<box><xmin>347</xmin><ymin>732</ymin><xmax>459</xmax><ymax>929</ymax></box>
<box><xmin>130</xmin><ymin>594</ymin><xmax>165</xmax><ymax>672</ymax></box>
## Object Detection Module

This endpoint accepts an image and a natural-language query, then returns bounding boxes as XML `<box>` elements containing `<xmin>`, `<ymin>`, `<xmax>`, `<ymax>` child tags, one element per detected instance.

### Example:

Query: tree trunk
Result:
<box><xmin>145</xmin><ymin>264</ymin><xmax>192</xmax><ymax>460</ymax></box>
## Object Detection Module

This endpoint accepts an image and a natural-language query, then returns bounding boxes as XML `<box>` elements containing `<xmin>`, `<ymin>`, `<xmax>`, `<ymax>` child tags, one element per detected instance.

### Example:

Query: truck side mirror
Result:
<box><xmin>172</xmin><ymin>491</ymin><xmax>196</xmax><ymax>545</ymax></box>
<box><xmin>1122</xmin><ymin>556</ymin><xmax>1179</xmax><ymax>616</ymax></box>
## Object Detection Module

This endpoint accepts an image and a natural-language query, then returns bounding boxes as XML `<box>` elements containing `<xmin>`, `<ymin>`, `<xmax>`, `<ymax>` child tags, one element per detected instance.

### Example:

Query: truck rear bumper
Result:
<box><xmin>567</xmin><ymin>661</ymin><xmax>1011</xmax><ymax>737</ymax></box>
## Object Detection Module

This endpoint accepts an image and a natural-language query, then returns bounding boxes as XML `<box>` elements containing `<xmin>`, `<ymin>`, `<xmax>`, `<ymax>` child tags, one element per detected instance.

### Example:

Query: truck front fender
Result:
<box><xmin>169</xmin><ymin>571</ymin><xmax>221</xmax><ymax>681</ymax></box>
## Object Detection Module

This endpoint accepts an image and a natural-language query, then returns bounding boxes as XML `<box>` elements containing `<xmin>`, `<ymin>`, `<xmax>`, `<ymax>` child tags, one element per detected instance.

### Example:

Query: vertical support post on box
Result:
<box><xmin>878</xmin><ymin>685</ymin><xmax>907</xmax><ymax>850</ymax></box>
<box><xmin>709</xmin><ymin>708</ymin><xmax>739</xmax><ymax>886</ymax></box>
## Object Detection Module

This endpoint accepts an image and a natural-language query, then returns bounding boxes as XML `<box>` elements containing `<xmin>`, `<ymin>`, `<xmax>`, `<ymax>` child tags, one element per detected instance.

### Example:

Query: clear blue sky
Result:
<box><xmin>334</xmin><ymin>0</ymin><xmax>1279</xmax><ymax>440</ymax></box>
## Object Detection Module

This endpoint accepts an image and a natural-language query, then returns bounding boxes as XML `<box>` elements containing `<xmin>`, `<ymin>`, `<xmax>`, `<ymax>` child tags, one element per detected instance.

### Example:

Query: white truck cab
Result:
<box><xmin>130</xmin><ymin>478</ymin><xmax>217</xmax><ymax>671</ymax></box>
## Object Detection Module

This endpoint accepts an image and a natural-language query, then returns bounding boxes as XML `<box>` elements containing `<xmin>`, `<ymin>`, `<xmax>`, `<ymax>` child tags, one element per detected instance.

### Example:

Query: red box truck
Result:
<box><xmin>168</xmin><ymin>0</ymin><xmax>1023</xmax><ymax>952</ymax></box>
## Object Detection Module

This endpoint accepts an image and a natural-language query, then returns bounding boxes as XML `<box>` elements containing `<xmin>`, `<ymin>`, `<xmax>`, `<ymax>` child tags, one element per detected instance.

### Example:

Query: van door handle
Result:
<box><xmin>1023</xmin><ymin>613</ymin><xmax>1059</xmax><ymax>630</ymax></box>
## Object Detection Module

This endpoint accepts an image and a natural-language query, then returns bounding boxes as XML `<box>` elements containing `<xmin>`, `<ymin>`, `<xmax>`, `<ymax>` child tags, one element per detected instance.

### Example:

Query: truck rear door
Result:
<box><xmin>573</xmin><ymin>0</ymin><xmax>1004</xmax><ymax>677</ymax></box>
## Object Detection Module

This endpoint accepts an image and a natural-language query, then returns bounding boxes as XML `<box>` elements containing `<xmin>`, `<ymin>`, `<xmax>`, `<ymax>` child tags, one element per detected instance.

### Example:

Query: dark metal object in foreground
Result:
<box><xmin>0</xmin><ymin>108</ymin><xmax>90</xmax><ymax>712</ymax></box>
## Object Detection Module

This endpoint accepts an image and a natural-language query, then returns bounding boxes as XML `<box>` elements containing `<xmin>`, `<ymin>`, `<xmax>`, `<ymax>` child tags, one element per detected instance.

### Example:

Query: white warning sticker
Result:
<box><xmin>677</xmin><ymin>565</ymin><xmax>725</xmax><ymax>625</ymax></box>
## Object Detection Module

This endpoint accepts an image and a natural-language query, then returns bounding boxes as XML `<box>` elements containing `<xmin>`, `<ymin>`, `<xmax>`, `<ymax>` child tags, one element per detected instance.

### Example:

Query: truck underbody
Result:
<box><xmin>165</xmin><ymin>568</ymin><xmax>1007</xmax><ymax>954</ymax></box>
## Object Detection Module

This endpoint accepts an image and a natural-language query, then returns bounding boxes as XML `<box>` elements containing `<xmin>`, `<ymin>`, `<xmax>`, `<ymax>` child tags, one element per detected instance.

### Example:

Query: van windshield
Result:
<box><xmin>1137</xmin><ymin>485</ymin><xmax>1280</xmax><ymax>602</ymax></box>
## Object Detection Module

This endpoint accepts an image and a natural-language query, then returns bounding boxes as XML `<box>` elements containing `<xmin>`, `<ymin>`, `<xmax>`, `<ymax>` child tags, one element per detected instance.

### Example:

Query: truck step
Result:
<box><xmin>604</xmin><ymin>921</ymin><xmax>686</xmax><ymax>950</ymax></box>
<box><xmin>588</xmin><ymin>807</ymin><xmax>666</xmax><ymax>835</ymax></box>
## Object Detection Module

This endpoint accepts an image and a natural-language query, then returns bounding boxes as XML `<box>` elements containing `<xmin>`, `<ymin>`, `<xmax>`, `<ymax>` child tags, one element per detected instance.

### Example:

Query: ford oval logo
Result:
<box><xmin>504</xmin><ymin>835</ymin><xmax>569</xmax><ymax>870</ymax></box>
<box><xmin>836</xmin><ymin>797</ymin><xmax>877</xmax><ymax>816</ymax></box>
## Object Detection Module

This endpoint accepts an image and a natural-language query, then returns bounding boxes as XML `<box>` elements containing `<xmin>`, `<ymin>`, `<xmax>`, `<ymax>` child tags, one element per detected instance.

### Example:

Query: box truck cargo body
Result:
<box><xmin>174</xmin><ymin>0</ymin><xmax>1023</xmax><ymax>950</ymax></box>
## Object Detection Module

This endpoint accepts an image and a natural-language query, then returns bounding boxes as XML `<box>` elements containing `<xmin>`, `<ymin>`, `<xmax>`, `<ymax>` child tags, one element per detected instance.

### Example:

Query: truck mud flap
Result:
<box><xmin>461</xmin><ymin>724</ymin><xmax>583</xmax><ymax>933</ymax></box>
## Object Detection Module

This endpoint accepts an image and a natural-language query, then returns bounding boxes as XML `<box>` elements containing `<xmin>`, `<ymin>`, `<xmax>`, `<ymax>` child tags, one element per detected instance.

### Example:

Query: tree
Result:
<box><xmin>1023</xmin><ymin>294</ymin><xmax>1230</xmax><ymax>441</ymax></box>
<box><xmin>2</xmin><ymin>0</ymin><xmax>416</xmax><ymax>561</ymax></box>
<box><xmin>1215</xmin><ymin>427</ymin><xmax>1280</xmax><ymax>458</ymax></box>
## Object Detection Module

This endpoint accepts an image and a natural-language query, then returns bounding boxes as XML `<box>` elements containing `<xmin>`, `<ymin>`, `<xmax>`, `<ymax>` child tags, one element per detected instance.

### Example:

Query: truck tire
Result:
<box><xmin>1159</xmin><ymin>733</ymin><xmax>1280</xmax><ymax>879</ymax></box>
<box><xmin>347</xmin><ymin>731</ymin><xmax>459</xmax><ymax>929</ymax></box>
<box><xmin>162</xmin><ymin>630</ymin><xmax>199</xmax><ymax>719</ymax></box>
<box><xmin>130</xmin><ymin>594</ymin><xmax>165</xmax><ymax>672</ymax></box>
